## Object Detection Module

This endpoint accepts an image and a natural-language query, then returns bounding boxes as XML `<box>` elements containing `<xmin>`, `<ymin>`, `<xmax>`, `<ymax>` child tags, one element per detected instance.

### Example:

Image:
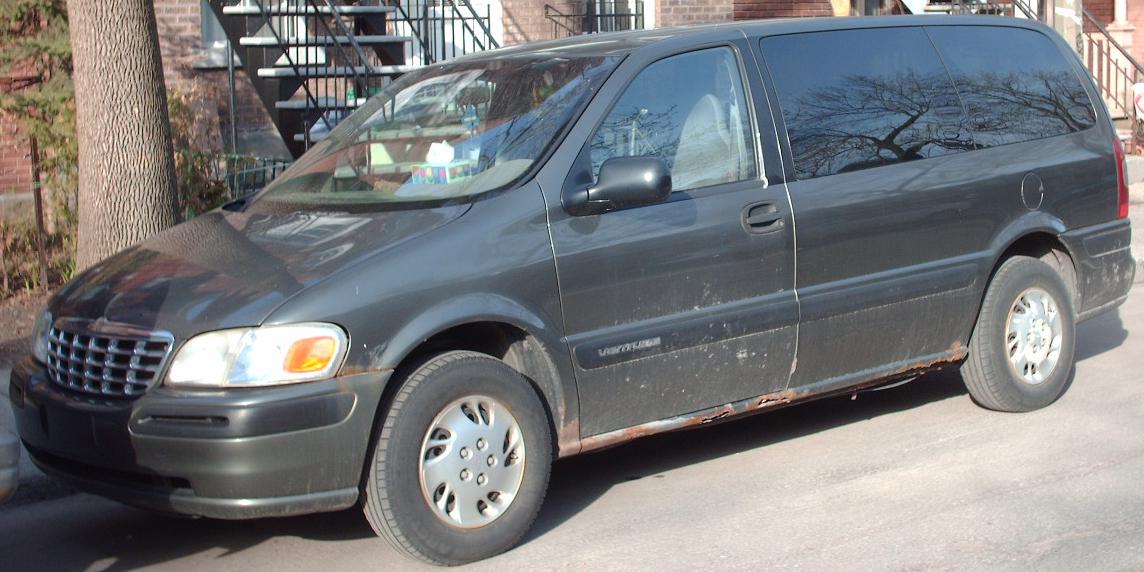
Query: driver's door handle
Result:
<box><xmin>743</xmin><ymin>202</ymin><xmax>784</xmax><ymax>234</ymax></box>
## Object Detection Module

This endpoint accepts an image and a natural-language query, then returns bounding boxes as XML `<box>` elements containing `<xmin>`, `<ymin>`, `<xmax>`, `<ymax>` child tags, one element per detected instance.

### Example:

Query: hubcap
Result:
<box><xmin>418</xmin><ymin>396</ymin><xmax>526</xmax><ymax>529</ymax></box>
<box><xmin>1004</xmin><ymin>287</ymin><xmax>1063</xmax><ymax>384</ymax></box>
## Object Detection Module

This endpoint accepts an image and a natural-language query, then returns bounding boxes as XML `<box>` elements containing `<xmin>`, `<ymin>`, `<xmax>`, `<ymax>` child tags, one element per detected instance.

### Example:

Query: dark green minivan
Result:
<box><xmin>9</xmin><ymin>16</ymin><xmax>1134</xmax><ymax>565</ymax></box>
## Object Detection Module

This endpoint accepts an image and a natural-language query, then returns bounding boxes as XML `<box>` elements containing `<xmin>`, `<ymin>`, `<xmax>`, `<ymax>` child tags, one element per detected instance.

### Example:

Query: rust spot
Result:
<box><xmin>580</xmin><ymin>388</ymin><xmax>808</xmax><ymax>454</ymax></box>
<box><xmin>884</xmin><ymin>347</ymin><xmax>969</xmax><ymax>378</ymax></box>
<box><xmin>756</xmin><ymin>388</ymin><xmax>798</xmax><ymax>409</ymax></box>
<box><xmin>556</xmin><ymin>418</ymin><xmax>581</xmax><ymax>458</ymax></box>
<box><xmin>700</xmin><ymin>404</ymin><xmax>735</xmax><ymax>424</ymax></box>
<box><xmin>336</xmin><ymin>366</ymin><xmax>393</xmax><ymax>377</ymax></box>
<box><xmin>577</xmin><ymin>347</ymin><xmax>973</xmax><ymax>455</ymax></box>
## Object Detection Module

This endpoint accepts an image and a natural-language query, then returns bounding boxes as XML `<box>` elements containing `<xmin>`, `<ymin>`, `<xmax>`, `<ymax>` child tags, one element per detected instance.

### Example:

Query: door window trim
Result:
<box><xmin>577</xmin><ymin>41</ymin><xmax>767</xmax><ymax>199</ymax></box>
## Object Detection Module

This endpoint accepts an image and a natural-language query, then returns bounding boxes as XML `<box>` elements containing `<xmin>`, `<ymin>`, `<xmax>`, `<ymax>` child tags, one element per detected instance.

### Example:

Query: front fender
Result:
<box><xmin>375</xmin><ymin>293</ymin><xmax>580</xmax><ymax>456</ymax></box>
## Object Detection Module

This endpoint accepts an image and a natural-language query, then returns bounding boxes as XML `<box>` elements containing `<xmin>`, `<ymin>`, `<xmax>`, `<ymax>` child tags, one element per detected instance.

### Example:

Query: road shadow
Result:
<box><xmin>4</xmin><ymin>370</ymin><xmax>969</xmax><ymax>572</ymax></box>
<box><xmin>4</xmin><ymin>503</ymin><xmax>378</xmax><ymax>572</ymax></box>
<box><xmin>1074</xmin><ymin>308</ymin><xmax>1128</xmax><ymax>363</ymax></box>
<box><xmin>525</xmin><ymin>368</ymin><xmax>969</xmax><ymax>543</ymax></box>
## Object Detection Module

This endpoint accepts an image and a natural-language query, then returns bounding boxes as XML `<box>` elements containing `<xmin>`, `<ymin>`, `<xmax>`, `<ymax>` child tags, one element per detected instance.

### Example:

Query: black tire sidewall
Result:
<box><xmin>372</xmin><ymin>353</ymin><xmax>552</xmax><ymax>565</ymax></box>
<box><xmin>976</xmin><ymin>257</ymin><xmax>1076</xmax><ymax>410</ymax></box>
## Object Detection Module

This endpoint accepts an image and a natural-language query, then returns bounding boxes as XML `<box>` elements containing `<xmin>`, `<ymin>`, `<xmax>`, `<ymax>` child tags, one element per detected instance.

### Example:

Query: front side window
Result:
<box><xmin>927</xmin><ymin>26</ymin><xmax>1096</xmax><ymax>148</ymax></box>
<box><xmin>589</xmin><ymin>47</ymin><xmax>757</xmax><ymax>192</ymax></box>
<box><xmin>250</xmin><ymin>53</ymin><xmax>619</xmax><ymax>212</ymax></box>
<box><xmin>763</xmin><ymin>28</ymin><xmax>974</xmax><ymax>181</ymax></box>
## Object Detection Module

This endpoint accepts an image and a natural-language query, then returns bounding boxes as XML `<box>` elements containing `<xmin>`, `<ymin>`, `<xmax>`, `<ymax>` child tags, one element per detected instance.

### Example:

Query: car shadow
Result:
<box><xmin>5</xmin><ymin>370</ymin><xmax>968</xmax><ymax>572</ymax></box>
<box><xmin>524</xmin><ymin>368</ymin><xmax>969</xmax><ymax>543</ymax></box>
<box><xmin>1074</xmin><ymin>308</ymin><xmax>1128</xmax><ymax>362</ymax></box>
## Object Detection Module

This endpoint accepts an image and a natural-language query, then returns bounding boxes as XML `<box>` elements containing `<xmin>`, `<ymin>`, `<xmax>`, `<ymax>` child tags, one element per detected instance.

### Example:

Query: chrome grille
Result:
<box><xmin>45</xmin><ymin>325</ymin><xmax>172</xmax><ymax>398</ymax></box>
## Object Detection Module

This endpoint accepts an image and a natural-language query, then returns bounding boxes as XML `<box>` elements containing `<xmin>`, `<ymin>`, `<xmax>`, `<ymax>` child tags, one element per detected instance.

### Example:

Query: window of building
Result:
<box><xmin>762</xmin><ymin>28</ymin><xmax>974</xmax><ymax>181</ymax></box>
<box><xmin>197</xmin><ymin>0</ymin><xmax>232</xmax><ymax>69</ymax></box>
<box><xmin>588</xmin><ymin>47</ymin><xmax>757</xmax><ymax>192</ymax></box>
<box><xmin>926</xmin><ymin>26</ymin><xmax>1096</xmax><ymax>148</ymax></box>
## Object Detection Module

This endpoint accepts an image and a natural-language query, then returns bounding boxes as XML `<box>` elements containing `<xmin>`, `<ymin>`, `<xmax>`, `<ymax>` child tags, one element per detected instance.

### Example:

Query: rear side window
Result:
<box><xmin>762</xmin><ymin>28</ymin><xmax>973</xmax><ymax>181</ymax></box>
<box><xmin>927</xmin><ymin>26</ymin><xmax>1096</xmax><ymax>148</ymax></box>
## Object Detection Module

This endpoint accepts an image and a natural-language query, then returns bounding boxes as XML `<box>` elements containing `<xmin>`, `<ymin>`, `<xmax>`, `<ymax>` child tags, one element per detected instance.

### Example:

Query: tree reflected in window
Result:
<box><xmin>928</xmin><ymin>26</ymin><xmax>1096</xmax><ymax>149</ymax></box>
<box><xmin>783</xmin><ymin>69</ymin><xmax>974</xmax><ymax>179</ymax></box>
<box><xmin>765</xmin><ymin>28</ymin><xmax>973</xmax><ymax>180</ymax></box>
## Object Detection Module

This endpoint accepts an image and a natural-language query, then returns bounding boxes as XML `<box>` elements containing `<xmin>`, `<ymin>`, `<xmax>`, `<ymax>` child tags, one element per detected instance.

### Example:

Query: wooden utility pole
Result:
<box><xmin>67</xmin><ymin>0</ymin><xmax>178</xmax><ymax>270</ymax></box>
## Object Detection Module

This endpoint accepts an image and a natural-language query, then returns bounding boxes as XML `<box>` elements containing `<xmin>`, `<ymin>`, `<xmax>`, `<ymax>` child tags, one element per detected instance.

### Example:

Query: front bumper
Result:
<box><xmin>7</xmin><ymin>357</ymin><xmax>390</xmax><ymax>519</ymax></box>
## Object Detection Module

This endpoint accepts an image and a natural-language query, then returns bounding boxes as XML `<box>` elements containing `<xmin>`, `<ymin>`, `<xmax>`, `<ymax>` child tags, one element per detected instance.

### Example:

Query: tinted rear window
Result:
<box><xmin>926</xmin><ymin>26</ymin><xmax>1096</xmax><ymax>148</ymax></box>
<box><xmin>762</xmin><ymin>28</ymin><xmax>974</xmax><ymax>180</ymax></box>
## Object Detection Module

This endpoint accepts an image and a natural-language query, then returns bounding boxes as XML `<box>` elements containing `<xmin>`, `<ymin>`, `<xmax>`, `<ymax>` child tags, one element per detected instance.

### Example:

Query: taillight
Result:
<box><xmin>1114</xmin><ymin>135</ymin><xmax>1130</xmax><ymax>218</ymax></box>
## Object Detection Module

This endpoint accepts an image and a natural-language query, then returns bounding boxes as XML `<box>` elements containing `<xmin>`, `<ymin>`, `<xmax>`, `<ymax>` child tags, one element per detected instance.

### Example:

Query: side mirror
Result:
<box><xmin>564</xmin><ymin>156</ymin><xmax>672</xmax><ymax>216</ymax></box>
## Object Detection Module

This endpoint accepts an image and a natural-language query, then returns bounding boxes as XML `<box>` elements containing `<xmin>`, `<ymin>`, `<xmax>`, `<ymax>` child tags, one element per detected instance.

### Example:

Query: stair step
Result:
<box><xmin>258</xmin><ymin>65</ymin><xmax>407</xmax><ymax>78</ymax></box>
<box><xmin>276</xmin><ymin>97</ymin><xmax>369</xmax><ymax>110</ymax></box>
<box><xmin>222</xmin><ymin>4</ymin><xmax>395</xmax><ymax>16</ymax></box>
<box><xmin>240</xmin><ymin>35</ymin><xmax>413</xmax><ymax>47</ymax></box>
<box><xmin>294</xmin><ymin>126</ymin><xmax>471</xmax><ymax>143</ymax></box>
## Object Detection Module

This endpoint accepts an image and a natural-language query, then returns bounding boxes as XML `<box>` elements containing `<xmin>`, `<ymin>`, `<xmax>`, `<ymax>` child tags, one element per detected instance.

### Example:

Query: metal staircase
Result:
<box><xmin>207</xmin><ymin>1</ymin><xmax>498</xmax><ymax>158</ymax></box>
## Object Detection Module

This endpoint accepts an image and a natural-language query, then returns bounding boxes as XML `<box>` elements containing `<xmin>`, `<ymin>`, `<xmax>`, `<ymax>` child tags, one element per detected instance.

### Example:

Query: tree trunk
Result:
<box><xmin>68</xmin><ymin>0</ymin><xmax>178</xmax><ymax>271</ymax></box>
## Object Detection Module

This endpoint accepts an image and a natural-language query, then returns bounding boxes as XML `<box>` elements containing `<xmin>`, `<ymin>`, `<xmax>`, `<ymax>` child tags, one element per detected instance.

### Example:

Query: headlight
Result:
<box><xmin>31</xmin><ymin>308</ymin><xmax>53</xmax><ymax>363</ymax></box>
<box><xmin>166</xmin><ymin>323</ymin><xmax>347</xmax><ymax>388</ymax></box>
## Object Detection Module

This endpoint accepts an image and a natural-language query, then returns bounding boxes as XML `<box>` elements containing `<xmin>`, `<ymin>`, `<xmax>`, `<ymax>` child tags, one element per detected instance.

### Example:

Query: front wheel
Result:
<box><xmin>961</xmin><ymin>255</ymin><xmax>1076</xmax><ymax>412</ymax></box>
<box><xmin>362</xmin><ymin>351</ymin><xmax>552</xmax><ymax>566</ymax></box>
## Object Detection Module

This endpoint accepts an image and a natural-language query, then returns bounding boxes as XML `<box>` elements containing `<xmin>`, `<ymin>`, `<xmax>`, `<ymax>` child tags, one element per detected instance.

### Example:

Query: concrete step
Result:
<box><xmin>257</xmin><ymin>64</ymin><xmax>406</xmax><ymax>78</ymax></box>
<box><xmin>223</xmin><ymin>4</ymin><xmax>394</xmax><ymax>16</ymax></box>
<box><xmin>275</xmin><ymin>97</ymin><xmax>368</xmax><ymax>110</ymax></box>
<box><xmin>293</xmin><ymin>124</ymin><xmax>471</xmax><ymax>142</ymax></box>
<box><xmin>240</xmin><ymin>34</ymin><xmax>412</xmax><ymax>47</ymax></box>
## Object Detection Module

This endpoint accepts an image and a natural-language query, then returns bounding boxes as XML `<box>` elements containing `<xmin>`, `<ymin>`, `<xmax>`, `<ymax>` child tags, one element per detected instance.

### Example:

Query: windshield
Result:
<box><xmin>250</xmin><ymin>53</ymin><xmax>619</xmax><ymax>212</ymax></box>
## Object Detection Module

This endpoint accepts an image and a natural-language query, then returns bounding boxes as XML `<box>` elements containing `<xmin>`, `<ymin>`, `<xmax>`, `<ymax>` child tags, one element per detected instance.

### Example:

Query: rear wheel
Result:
<box><xmin>363</xmin><ymin>351</ymin><xmax>552</xmax><ymax>566</ymax></box>
<box><xmin>961</xmin><ymin>256</ymin><xmax>1076</xmax><ymax>412</ymax></box>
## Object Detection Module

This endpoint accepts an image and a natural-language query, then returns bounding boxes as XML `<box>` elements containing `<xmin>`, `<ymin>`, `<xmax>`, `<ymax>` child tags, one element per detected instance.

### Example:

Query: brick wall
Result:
<box><xmin>734</xmin><ymin>0</ymin><xmax>832</xmax><ymax>19</ymax></box>
<box><xmin>1087</xmin><ymin>0</ymin><xmax>1112</xmax><ymax>27</ymax></box>
<box><xmin>502</xmin><ymin>0</ymin><xmax>736</xmax><ymax>46</ymax></box>
<box><xmin>0</xmin><ymin>121</ymin><xmax>32</xmax><ymax>196</ymax></box>
<box><xmin>502</xmin><ymin>0</ymin><xmax>581</xmax><ymax>45</ymax></box>
<box><xmin>658</xmin><ymin>0</ymin><xmax>733</xmax><ymax>27</ymax></box>
<box><xmin>1132</xmin><ymin>1</ymin><xmax>1144</xmax><ymax>66</ymax></box>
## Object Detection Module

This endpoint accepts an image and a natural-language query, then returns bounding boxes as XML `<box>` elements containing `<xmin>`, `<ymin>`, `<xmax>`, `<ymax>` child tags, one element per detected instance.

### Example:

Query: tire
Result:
<box><xmin>961</xmin><ymin>255</ymin><xmax>1076</xmax><ymax>412</ymax></box>
<box><xmin>362</xmin><ymin>351</ymin><xmax>553</xmax><ymax>566</ymax></box>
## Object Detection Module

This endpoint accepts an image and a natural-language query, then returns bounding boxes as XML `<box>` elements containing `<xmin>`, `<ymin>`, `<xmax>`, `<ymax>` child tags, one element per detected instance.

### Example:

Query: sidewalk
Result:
<box><xmin>0</xmin><ymin>368</ymin><xmax>73</xmax><ymax>508</ymax></box>
<box><xmin>1128</xmin><ymin>155</ymin><xmax>1144</xmax><ymax>185</ymax></box>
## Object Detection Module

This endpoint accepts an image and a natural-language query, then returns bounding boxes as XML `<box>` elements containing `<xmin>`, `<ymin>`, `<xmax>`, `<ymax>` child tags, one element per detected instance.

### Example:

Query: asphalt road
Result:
<box><xmin>0</xmin><ymin>285</ymin><xmax>1140</xmax><ymax>571</ymax></box>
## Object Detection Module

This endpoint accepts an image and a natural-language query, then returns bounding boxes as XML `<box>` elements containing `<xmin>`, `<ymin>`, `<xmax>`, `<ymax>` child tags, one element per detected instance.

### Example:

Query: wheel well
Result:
<box><xmin>993</xmin><ymin>232</ymin><xmax>1078</xmax><ymax>305</ymax></box>
<box><xmin>374</xmin><ymin>321</ymin><xmax>564</xmax><ymax>454</ymax></box>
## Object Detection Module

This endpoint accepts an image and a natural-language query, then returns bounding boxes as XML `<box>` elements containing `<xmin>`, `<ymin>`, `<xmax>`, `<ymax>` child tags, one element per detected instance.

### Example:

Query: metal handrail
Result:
<box><xmin>391</xmin><ymin>0</ymin><xmax>432</xmax><ymax>64</ymax></box>
<box><xmin>249</xmin><ymin>0</ymin><xmax>334</xmax><ymax>131</ymax></box>
<box><xmin>1007</xmin><ymin>0</ymin><xmax>1036</xmax><ymax>19</ymax></box>
<box><xmin>319</xmin><ymin>0</ymin><xmax>378</xmax><ymax>78</ymax></box>
<box><xmin>544</xmin><ymin>4</ymin><xmax>580</xmax><ymax>38</ymax></box>
<box><xmin>455</xmin><ymin>0</ymin><xmax>500</xmax><ymax>50</ymax></box>
<box><xmin>433</xmin><ymin>0</ymin><xmax>493</xmax><ymax>53</ymax></box>
<box><xmin>392</xmin><ymin>0</ymin><xmax>498</xmax><ymax>65</ymax></box>
<box><xmin>1080</xmin><ymin>7</ymin><xmax>1144</xmax><ymax>76</ymax></box>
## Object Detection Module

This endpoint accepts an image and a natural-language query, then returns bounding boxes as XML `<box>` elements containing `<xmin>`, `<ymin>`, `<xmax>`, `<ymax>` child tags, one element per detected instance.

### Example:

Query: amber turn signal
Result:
<box><xmin>283</xmin><ymin>336</ymin><xmax>338</xmax><ymax>373</ymax></box>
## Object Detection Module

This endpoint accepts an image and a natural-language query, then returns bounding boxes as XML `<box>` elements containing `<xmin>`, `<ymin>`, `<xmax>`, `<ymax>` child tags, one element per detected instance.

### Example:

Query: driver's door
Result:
<box><xmin>545</xmin><ymin>42</ymin><xmax>797</xmax><ymax>437</ymax></box>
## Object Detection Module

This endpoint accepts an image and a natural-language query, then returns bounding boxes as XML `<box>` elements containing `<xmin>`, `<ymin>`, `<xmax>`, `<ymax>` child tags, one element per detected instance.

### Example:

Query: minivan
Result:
<box><xmin>9</xmin><ymin>16</ymin><xmax>1135</xmax><ymax>565</ymax></box>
